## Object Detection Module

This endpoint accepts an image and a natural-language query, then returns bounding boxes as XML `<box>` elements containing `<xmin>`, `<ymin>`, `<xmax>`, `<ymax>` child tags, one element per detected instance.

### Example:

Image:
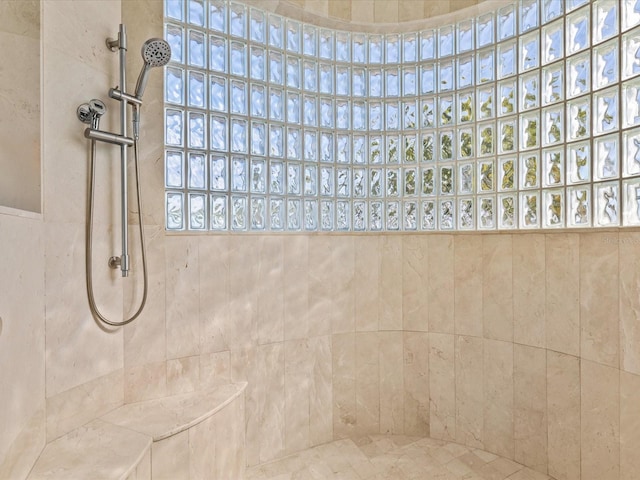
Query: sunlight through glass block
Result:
<box><xmin>189</xmin><ymin>30</ymin><xmax>206</xmax><ymax>68</ymax></box>
<box><xmin>270</xmin><ymin>198</ymin><xmax>284</xmax><ymax>230</ymax></box>
<box><xmin>210</xmin><ymin>194</ymin><xmax>227</xmax><ymax>230</ymax></box>
<box><xmin>166</xmin><ymin>109</ymin><xmax>184</xmax><ymax>146</ymax></box>
<box><xmin>567</xmin><ymin>141</ymin><xmax>590</xmax><ymax>183</ymax></box>
<box><xmin>287</xmin><ymin>162</ymin><xmax>301</xmax><ymax>195</ymax></box>
<box><xmin>188</xmin><ymin>153</ymin><xmax>206</xmax><ymax>188</ymax></box>
<box><xmin>166</xmin><ymin>151</ymin><xmax>184</xmax><ymax>188</ymax></box>
<box><xmin>594</xmin><ymin>134</ymin><xmax>619</xmax><ymax>180</ymax></box>
<box><xmin>166</xmin><ymin>192</ymin><xmax>184</xmax><ymax>230</ymax></box>
<box><xmin>230</xmin><ymin>157</ymin><xmax>247</xmax><ymax>192</ymax></box>
<box><xmin>250</xmin><ymin>8</ymin><xmax>265</xmax><ymax>43</ymax></box>
<box><xmin>189</xmin><ymin>193</ymin><xmax>206</xmax><ymax>230</ymax></box>
<box><xmin>251</xmin><ymin>197</ymin><xmax>266</xmax><ymax>230</ymax></box>
<box><xmin>304</xmin><ymin>199</ymin><xmax>317</xmax><ymax>231</ymax></box>
<box><xmin>250</xmin><ymin>84</ymin><xmax>265</xmax><ymax>118</ymax></box>
<box><xmin>594</xmin><ymin>181</ymin><xmax>620</xmax><ymax>226</ymax></box>
<box><xmin>210</xmin><ymin>155</ymin><xmax>227</xmax><ymax>191</ymax></box>
<box><xmin>270</xmin><ymin>161</ymin><xmax>284</xmax><ymax>194</ymax></box>
<box><xmin>320</xmin><ymin>29</ymin><xmax>333</xmax><ymax>60</ymax></box>
<box><xmin>568</xmin><ymin>186</ymin><xmax>590</xmax><ymax>226</ymax></box>
<box><xmin>231</xmin><ymin>195</ymin><xmax>247</xmax><ymax>230</ymax></box>
<box><xmin>320</xmin><ymin>200</ymin><xmax>333</xmax><ymax>230</ymax></box>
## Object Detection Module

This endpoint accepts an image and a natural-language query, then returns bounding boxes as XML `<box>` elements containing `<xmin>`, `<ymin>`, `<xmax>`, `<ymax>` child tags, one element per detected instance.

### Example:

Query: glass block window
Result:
<box><xmin>164</xmin><ymin>0</ymin><xmax>640</xmax><ymax>231</ymax></box>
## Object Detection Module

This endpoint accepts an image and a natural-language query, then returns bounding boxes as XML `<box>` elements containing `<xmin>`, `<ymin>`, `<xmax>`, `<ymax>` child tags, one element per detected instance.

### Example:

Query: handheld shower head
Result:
<box><xmin>134</xmin><ymin>38</ymin><xmax>171</xmax><ymax>99</ymax></box>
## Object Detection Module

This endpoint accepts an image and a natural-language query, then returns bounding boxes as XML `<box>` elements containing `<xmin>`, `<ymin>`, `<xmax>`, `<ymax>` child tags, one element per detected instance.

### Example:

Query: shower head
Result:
<box><xmin>134</xmin><ymin>38</ymin><xmax>171</xmax><ymax>99</ymax></box>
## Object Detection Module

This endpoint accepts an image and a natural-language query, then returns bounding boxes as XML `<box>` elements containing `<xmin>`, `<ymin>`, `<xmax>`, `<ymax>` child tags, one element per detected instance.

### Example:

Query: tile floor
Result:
<box><xmin>246</xmin><ymin>435</ymin><xmax>554</xmax><ymax>480</ymax></box>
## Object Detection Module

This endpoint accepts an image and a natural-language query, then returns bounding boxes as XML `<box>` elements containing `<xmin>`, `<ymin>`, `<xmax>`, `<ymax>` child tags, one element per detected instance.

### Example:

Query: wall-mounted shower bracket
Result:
<box><xmin>108</xmin><ymin>255</ymin><xmax>129</xmax><ymax>275</ymax></box>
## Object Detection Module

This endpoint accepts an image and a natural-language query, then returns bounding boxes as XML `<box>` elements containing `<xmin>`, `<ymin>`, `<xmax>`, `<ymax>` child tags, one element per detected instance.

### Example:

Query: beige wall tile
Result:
<box><xmin>332</xmin><ymin>332</ymin><xmax>356</xmax><ymax>439</ymax></box>
<box><xmin>581</xmin><ymin>359</ymin><xmax>620</xmax><ymax>480</ymax></box>
<box><xmin>403</xmin><ymin>236</ymin><xmax>429</xmax><ymax>332</ymax></box>
<box><xmin>454</xmin><ymin>236</ymin><xmax>483</xmax><ymax>337</ymax></box>
<box><xmin>399</xmin><ymin>0</ymin><xmax>425</xmax><ymax>22</ymax></box>
<box><xmin>152</xmin><ymin>429</ymin><xmax>189</xmax><ymax>480</ymax></box>
<box><xmin>199</xmin><ymin>236</ymin><xmax>230</xmax><ymax>354</ymax></box>
<box><xmin>355</xmin><ymin>332</ymin><xmax>380</xmax><ymax>435</ymax></box>
<box><xmin>350</xmin><ymin>0</ymin><xmax>375</xmax><ymax>24</ymax></box>
<box><xmin>258</xmin><ymin>343</ymin><xmax>286</xmax><ymax>463</ymax></box>
<box><xmin>547</xmin><ymin>350</ymin><xmax>580</xmax><ymax>480</ymax></box>
<box><xmin>428</xmin><ymin>235</ymin><xmax>455</xmax><ymax>334</ymax></box>
<box><xmin>483</xmin><ymin>235</ymin><xmax>513</xmax><ymax>342</ymax></box>
<box><xmin>580</xmin><ymin>233</ymin><xmax>619</xmax><ymax>368</ymax></box>
<box><xmin>304</xmin><ymin>0</ymin><xmax>329</xmax><ymax>18</ymax></box>
<box><xmin>214</xmin><ymin>395</ymin><xmax>245</xmax><ymax>479</ymax></box>
<box><xmin>199</xmin><ymin>351</ymin><xmax>231</xmax><ymax>388</ymax></box>
<box><xmin>283</xmin><ymin>236</ymin><xmax>309</xmax><ymax>340</ymax></box>
<box><xmin>124</xmin><ymin>361</ymin><xmax>167</xmax><ymax>404</ymax></box>
<box><xmin>374</xmin><ymin>0</ymin><xmax>399</xmax><ymax>22</ymax></box>
<box><xmin>332</xmin><ymin>236</ymin><xmax>355</xmax><ymax>334</ymax></box>
<box><xmin>545</xmin><ymin>234</ymin><xmax>580</xmax><ymax>356</ymax></box>
<box><xmin>355</xmin><ymin>236</ymin><xmax>380</xmax><ymax>331</ymax></box>
<box><xmin>228</xmin><ymin>237</ymin><xmax>259</xmax><ymax>348</ymax></box>
<box><xmin>188</xmin><ymin>414</ymin><xmax>216</xmax><ymax>478</ymax></box>
<box><xmin>514</xmin><ymin>345</ymin><xmax>547</xmax><ymax>473</ymax></box>
<box><xmin>619</xmin><ymin>232</ymin><xmax>640</xmax><ymax>375</ymax></box>
<box><xmin>328</xmin><ymin>0</ymin><xmax>351</xmax><ymax>20</ymax></box>
<box><xmin>257</xmin><ymin>236</ymin><xmax>285</xmax><ymax>344</ymax></box>
<box><xmin>483</xmin><ymin>339</ymin><xmax>514</xmax><ymax>459</ymax></box>
<box><xmin>403</xmin><ymin>332</ymin><xmax>429</xmax><ymax>436</ymax></box>
<box><xmin>230</xmin><ymin>346</ymin><xmax>260</xmax><ymax>466</ymax></box>
<box><xmin>455</xmin><ymin>335</ymin><xmax>484</xmax><ymax>449</ymax></box>
<box><xmin>380</xmin><ymin>236</ymin><xmax>403</xmax><ymax>331</ymax></box>
<box><xmin>621</xmin><ymin>371</ymin><xmax>640</xmax><ymax>480</ymax></box>
<box><xmin>284</xmin><ymin>339</ymin><xmax>311</xmax><ymax>455</ymax></box>
<box><xmin>308</xmin><ymin>236</ymin><xmax>334</xmax><ymax>337</ymax></box>
<box><xmin>380</xmin><ymin>331</ymin><xmax>404</xmax><ymax>434</ymax></box>
<box><xmin>513</xmin><ymin>234</ymin><xmax>545</xmax><ymax>348</ymax></box>
<box><xmin>309</xmin><ymin>335</ymin><xmax>333</xmax><ymax>446</ymax></box>
<box><xmin>167</xmin><ymin>356</ymin><xmax>200</xmax><ymax>396</ymax></box>
<box><xmin>429</xmin><ymin>333</ymin><xmax>456</xmax><ymax>441</ymax></box>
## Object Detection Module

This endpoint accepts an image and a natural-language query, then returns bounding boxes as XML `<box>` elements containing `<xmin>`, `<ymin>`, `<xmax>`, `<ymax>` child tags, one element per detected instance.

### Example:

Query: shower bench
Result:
<box><xmin>27</xmin><ymin>382</ymin><xmax>247</xmax><ymax>479</ymax></box>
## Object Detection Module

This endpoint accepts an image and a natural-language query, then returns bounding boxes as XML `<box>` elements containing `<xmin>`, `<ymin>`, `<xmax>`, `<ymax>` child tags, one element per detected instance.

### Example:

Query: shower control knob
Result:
<box><xmin>77</xmin><ymin>103</ymin><xmax>92</xmax><ymax>125</ymax></box>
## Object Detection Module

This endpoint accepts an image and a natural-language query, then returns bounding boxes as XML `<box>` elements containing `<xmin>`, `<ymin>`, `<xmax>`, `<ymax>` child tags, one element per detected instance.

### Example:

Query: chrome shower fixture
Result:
<box><xmin>77</xmin><ymin>99</ymin><xmax>106</xmax><ymax>129</ymax></box>
<box><xmin>134</xmin><ymin>38</ymin><xmax>172</xmax><ymax>99</ymax></box>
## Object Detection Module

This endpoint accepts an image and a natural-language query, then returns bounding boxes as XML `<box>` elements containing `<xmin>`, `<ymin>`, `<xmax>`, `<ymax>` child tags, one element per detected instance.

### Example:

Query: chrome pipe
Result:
<box><xmin>117</xmin><ymin>24</ymin><xmax>129</xmax><ymax>278</ymax></box>
<box><xmin>84</xmin><ymin>128</ymin><xmax>134</xmax><ymax>146</ymax></box>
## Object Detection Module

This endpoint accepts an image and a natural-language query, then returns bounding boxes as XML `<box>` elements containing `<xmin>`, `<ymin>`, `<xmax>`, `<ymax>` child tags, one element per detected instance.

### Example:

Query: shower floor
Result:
<box><xmin>246</xmin><ymin>435</ymin><xmax>553</xmax><ymax>480</ymax></box>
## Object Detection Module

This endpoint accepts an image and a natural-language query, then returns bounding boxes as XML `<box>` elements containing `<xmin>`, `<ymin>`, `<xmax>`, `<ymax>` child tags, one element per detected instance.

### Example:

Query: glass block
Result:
<box><xmin>403</xmin><ymin>68</ymin><xmax>417</xmax><ymax>96</ymax></box>
<box><xmin>404</xmin><ymin>135</ymin><xmax>417</xmax><ymax>162</ymax></box>
<box><xmin>623</xmin><ymin>1</ymin><xmax>640</xmax><ymax>30</ymax></box>
<box><xmin>623</xmin><ymin>127</ymin><xmax>640</xmax><ymax>176</ymax></box>
<box><xmin>623</xmin><ymin>29</ymin><xmax>640</xmax><ymax>79</ymax></box>
<box><xmin>287</xmin><ymin>127</ymin><xmax>301</xmax><ymax>159</ymax></box>
<box><xmin>287</xmin><ymin>198</ymin><xmax>302</xmax><ymax>231</ymax></box>
<box><xmin>166</xmin><ymin>109</ymin><xmax>184</xmax><ymax>147</ymax></box>
<box><xmin>520</xmin><ymin>191</ymin><xmax>540</xmax><ymax>228</ymax></box>
<box><xmin>439</xmin><ymin>199</ymin><xmax>455</xmax><ymax>230</ymax></box>
<box><xmin>229</xmin><ymin>3</ymin><xmax>246</xmax><ymax>38</ymax></box>
<box><xmin>593</xmin><ymin>87</ymin><xmax>619</xmax><ymax>135</ymax></box>
<box><xmin>521</xmin><ymin>0</ymin><xmax>539</xmax><ymax>32</ymax></box>
<box><xmin>209</xmin><ymin>35</ymin><xmax>225</xmax><ymax>73</ymax></box>
<box><xmin>353</xmin><ymin>201</ymin><xmax>367</xmax><ymax>231</ymax></box>
<box><xmin>543</xmin><ymin>188</ymin><xmax>564</xmax><ymax>228</ymax></box>
<box><xmin>520</xmin><ymin>152</ymin><xmax>540</xmax><ymax>189</ymax></box>
<box><xmin>319</xmin><ymin>29</ymin><xmax>333</xmax><ymax>60</ymax></box>
<box><xmin>230</xmin><ymin>119</ymin><xmax>247</xmax><ymax>153</ymax></box>
<box><xmin>353</xmin><ymin>33</ymin><xmax>366</xmax><ymax>63</ymax></box>
<box><xmin>320</xmin><ymin>132</ymin><xmax>333</xmax><ymax>162</ymax></box>
<box><xmin>209</xmin><ymin>75</ymin><xmax>225</xmax><ymax>112</ymax></box>
<box><xmin>543</xmin><ymin>107</ymin><xmax>563</xmax><ymax>146</ymax></box>
<box><xmin>499</xmin><ymin>157</ymin><xmax>517</xmax><ymax>191</ymax></box>
<box><xmin>439</xmin><ymin>25</ymin><xmax>454</xmax><ymax>57</ymax></box>
<box><xmin>353</xmin><ymin>135</ymin><xmax>366</xmax><ymax>164</ymax></box>
<box><xmin>320</xmin><ymin>98</ymin><xmax>333</xmax><ymax>128</ymax></box>
<box><xmin>420</xmin><ymin>65</ymin><xmax>435</xmax><ymax>94</ymax></box>
<box><xmin>304</xmin><ymin>164</ymin><xmax>317</xmax><ymax>195</ymax></box>
<box><xmin>404</xmin><ymin>201</ymin><xmax>417</xmax><ymax>231</ymax></box>
<box><xmin>499</xmin><ymin>118</ymin><xmax>517</xmax><ymax>153</ymax></box>
<box><xmin>403</xmin><ymin>33</ymin><xmax>417</xmax><ymax>62</ymax></box>
<box><xmin>479</xmin><ymin>160</ymin><xmax>495</xmax><ymax>192</ymax></box>
<box><xmin>166</xmin><ymin>67</ymin><xmax>184</xmax><ymax>105</ymax></box>
<box><xmin>458</xmin><ymin>92</ymin><xmax>473</xmax><ymax>123</ymax></box>
<box><xmin>166</xmin><ymin>0</ymin><xmax>184</xmax><ymax>21</ymax></box>
<box><xmin>369</xmin><ymin>69</ymin><xmax>383</xmax><ymax>98</ymax></box>
<box><xmin>403</xmin><ymin>102</ymin><xmax>417</xmax><ymax>130</ymax></box>
<box><xmin>520</xmin><ymin>112</ymin><xmax>539</xmax><ymax>150</ymax></box>
<box><xmin>286</xmin><ymin>56</ymin><xmax>300</xmax><ymax>89</ymax></box>
<box><xmin>459</xmin><ymin>128</ymin><xmax>474</xmax><ymax>159</ymax></box>
<box><xmin>422</xmin><ymin>167</ymin><xmax>435</xmax><ymax>195</ymax></box>
<box><xmin>369</xmin><ymin>34</ymin><xmax>383</xmax><ymax>63</ymax></box>
<box><xmin>458</xmin><ymin>19</ymin><xmax>474</xmax><ymax>53</ymax></box>
<box><xmin>498</xmin><ymin>80</ymin><xmax>517</xmax><ymax>115</ymax></box>
<box><xmin>440</xmin><ymin>96</ymin><xmax>454</xmax><ymax>125</ymax></box>
<box><xmin>301</xmin><ymin>63</ymin><xmax>318</xmax><ymax>93</ymax></box>
<box><xmin>498</xmin><ymin>194</ymin><xmax>517</xmax><ymax>228</ymax></box>
<box><xmin>166</xmin><ymin>192</ymin><xmax>184</xmax><ymax>230</ymax></box>
<box><xmin>478</xmin><ymin>87</ymin><xmax>495</xmax><ymax>119</ymax></box>
<box><xmin>250</xmin><ymin>84</ymin><xmax>265</xmax><ymax>118</ymax></box>
<box><xmin>422</xmin><ymin>134</ymin><xmax>435</xmax><ymax>162</ymax></box>
<box><xmin>420</xmin><ymin>29</ymin><xmax>436</xmax><ymax>60</ymax></box>
<box><xmin>320</xmin><ymin>166</ymin><xmax>334</xmax><ymax>196</ymax></box>
<box><xmin>477</xmin><ymin>13</ymin><xmax>494</xmax><ymax>48</ymax></box>
<box><xmin>567</xmin><ymin>141</ymin><xmax>591</xmax><ymax>184</ymax></box>
<box><xmin>188</xmin><ymin>153</ymin><xmax>206</xmax><ymax>189</ymax></box>
<box><xmin>458</xmin><ymin>197</ymin><xmax>475</xmax><ymax>230</ymax></box>
<box><xmin>498</xmin><ymin>41</ymin><xmax>517</xmax><ymax>78</ymax></box>
<box><xmin>268</xmin><ymin>14</ymin><xmax>283</xmax><ymax>49</ymax></box>
<box><xmin>421</xmin><ymin>99</ymin><xmax>435</xmax><ymax>128</ymax></box>
<box><xmin>188</xmin><ymin>30</ymin><xmax>206</xmax><ymax>68</ymax></box>
<box><xmin>370</xmin><ymin>201</ymin><xmax>383</xmax><ymax>231</ymax></box>
<box><xmin>250</xmin><ymin>159</ymin><xmax>267</xmax><ymax>193</ymax></box>
<box><xmin>421</xmin><ymin>200</ymin><xmax>436</xmax><ymax>230</ymax></box>
<box><xmin>336</xmin><ymin>134</ymin><xmax>350</xmax><ymax>163</ymax></box>
<box><xmin>567</xmin><ymin>185</ymin><xmax>591</xmax><ymax>226</ymax></box>
<box><xmin>303</xmin><ymin>96</ymin><xmax>317</xmax><ymax>127</ymax></box>
<box><xmin>270</xmin><ymin>161</ymin><xmax>284</xmax><ymax>194</ymax></box>
<box><xmin>594</xmin><ymin>40</ymin><xmax>619</xmax><ymax>89</ymax></box>
<box><xmin>594</xmin><ymin>133</ymin><xmax>619</xmax><ymax>180</ymax></box>
<box><xmin>404</xmin><ymin>168</ymin><xmax>417</xmax><ymax>195</ymax></box>
<box><xmin>166</xmin><ymin>151</ymin><xmax>184</xmax><ymax>188</ymax></box>
<box><xmin>269</xmin><ymin>51</ymin><xmax>283</xmax><ymax>85</ymax></box>
<box><xmin>386</xmin><ymin>102</ymin><xmax>400</xmax><ymax>130</ymax></box>
<box><xmin>166</xmin><ymin>24</ymin><xmax>184</xmax><ymax>64</ymax></box>
<box><xmin>542</xmin><ymin>20</ymin><xmax>563</xmax><ymax>64</ymax></box>
<box><xmin>594</xmin><ymin>181</ymin><xmax>620</xmax><ymax>226</ymax></box>
<box><xmin>270</xmin><ymin>198</ymin><xmax>284</xmax><ymax>230</ymax></box>
<box><xmin>567</xmin><ymin>96</ymin><xmax>590</xmax><ymax>140</ymax></box>
<box><xmin>370</xmin><ymin>168</ymin><xmax>383</xmax><ymax>197</ymax></box>
<box><xmin>269</xmin><ymin>88</ymin><xmax>283</xmax><ymax>121</ymax></box>
<box><xmin>231</xmin><ymin>195</ymin><xmax>247</xmax><ymax>230</ymax></box>
<box><xmin>269</xmin><ymin>124</ymin><xmax>283</xmax><ymax>157</ymax></box>
<box><xmin>230</xmin><ymin>157</ymin><xmax>247</xmax><ymax>192</ymax></box>
<box><xmin>352</xmin><ymin>68</ymin><xmax>366</xmax><ymax>97</ymax></box>
<box><xmin>440</xmin><ymin>131</ymin><xmax>454</xmax><ymax>161</ymax></box>
<box><xmin>251</xmin><ymin>197</ymin><xmax>266</xmax><ymax>230</ymax></box>
<box><xmin>353</xmin><ymin>168</ymin><xmax>366</xmax><ymax>197</ymax></box>
<box><xmin>387</xmin><ymin>136</ymin><xmax>400</xmax><ymax>163</ymax></box>
<box><xmin>478</xmin><ymin>196</ymin><xmax>496</xmax><ymax>229</ymax></box>
<box><xmin>287</xmin><ymin>20</ymin><xmax>300</xmax><ymax>53</ymax></box>
<box><xmin>370</xmin><ymin>137</ymin><xmax>383</xmax><ymax>164</ymax></box>
<box><xmin>336</xmin><ymin>201</ymin><xmax>350</xmax><ymax>231</ymax></box>
<box><xmin>440</xmin><ymin>165</ymin><xmax>454</xmax><ymax>195</ymax></box>
<box><xmin>230</xmin><ymin>41</ymin><xmax>245</xmax><ymax>76</ymax></box>
<box><xmin>542</xmin><ymin>63</ymin><xmax>564</xmax><ymax>105</ymax></box>
<box><xmin>287</xmin><ymin>92</ymin><xmax>300</xmax><ymax>125</ymax></box>
<box><xmin>337</xmin><ymin>168</ymin><xmax>350</xmax><ymax>197</ymax></box>
<box><xmin>230</xmin><ymin>80</ymin><xmax>246</xmax><ymax>115</ymax></box>
<box><xmin>542</xmin><ymin>0</ymin><xmax>563</xmax><ymax>23</ymax></box>
<box><xmin>520</xmin><ymin>31</ymin><xmax>539</xmax><ymax>72</ymax></box>
<box><xmin>287</xmin><ymin>162</ymin><xmax>301</xmax><ymax>195</ymax></box>
<box><xmin>386</xmin><ymin>68</ymin><xmax>400</xmax><ymax>97</ymax></box>
<box><xmin>439</xmin><ymin>60</ymin><xmax>454</xmax><ymax>91</ymax></box>
<box><xmin>566</xmin><ymin>7</ymin><xmax>590</xmax><ymax>55</ymax></box>
<box><xmin>320</xmin><ymin>200</ymin><xmax>333</xmax><ymax>231</ymax></box>
<box><xmin>250</xmin><ymin>8</ymin><xmax>265</xmax><ymax>43</ymax></box>
<box><xmin>303</xmin><ymin>25</ymin><xmax>317</xmax><ymax>56</ymax></box>
<box><xmin>386</xmin><ymin>34</ymin><xmax>400</xmax><ymax>63</ymax></box>
<box><xmin>622</xmin><ymin>177</ymin><xmax>640</xmax><ymax>225</ymax></box>
<box><xmin>210</xmin><ymin>194</ymin><xmax>227</xmax><ymax>230</ymax></box>
<box><xmin>459</xmin><ymin>162</ymin><xmax>475</xmax><ymax>194</ymax></box>
<box><xmin>498</xmin><ymin>4</ymin><xmax>516</xmax><ymax>40</ymax></box>
<box><xmin>593</xmin><ymin>0</ymin><xmax>618</xmax><ymax>43</ymax></box>
<box><xmin>478</xmin><ymin>123</ymin><xmax>495</xmax><ymax>156</ymax></box>
<box><xmin>567</xmin><ymin>52</ymin><xmax>590</xmax><ymax>97</ymax></box>
<box><xmin>210</xmin><ymin>154</ymin><xmax>227</xmax><ymax>191</ymax></box>
<box><xmin>478</xmin><ymin>49</ymin><xmax>494</xmax><ymax>83</ymax></box>
<box><xmin>458</xmin><ymin>56</ymin><xmax>474</xmax><ymax>89</ymax></box>
<box><xmin>336</xmin><ymin>66</ymin><xmax>350</xmax><ymax>96</ymax></box>
<box><xmin>303</xmin><ymin>199</ymin><xmax>317</xmax><ymax>231</ymax></box>
<box><xmin>543</xmin><ymin>147</ymin><xmax>564</xmax><ymax>187</ymax></box>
